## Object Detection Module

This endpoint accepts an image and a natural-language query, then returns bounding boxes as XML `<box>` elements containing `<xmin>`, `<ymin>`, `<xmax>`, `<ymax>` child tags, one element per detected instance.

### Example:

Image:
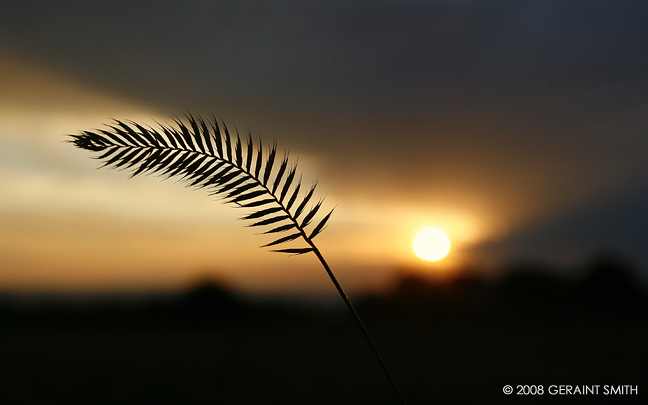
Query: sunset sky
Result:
<box><xmin>1</xmin><ymin>0</ymin><xmax>648</xmax><ymax>294</ymax></box>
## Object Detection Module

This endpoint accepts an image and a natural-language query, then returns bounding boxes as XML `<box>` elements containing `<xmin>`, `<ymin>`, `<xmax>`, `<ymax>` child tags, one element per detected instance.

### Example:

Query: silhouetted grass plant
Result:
<box><xmin>69</xmin><ymin>114</ymin><xmax>406</xmax><ymax>404</ymax></box>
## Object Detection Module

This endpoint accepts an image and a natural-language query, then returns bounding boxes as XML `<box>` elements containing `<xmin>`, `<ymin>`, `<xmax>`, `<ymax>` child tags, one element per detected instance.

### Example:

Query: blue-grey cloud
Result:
<box><xmin>478</xmin><ymin>186</ymin><xmax>648</xmax><ymax>279</ymax></box>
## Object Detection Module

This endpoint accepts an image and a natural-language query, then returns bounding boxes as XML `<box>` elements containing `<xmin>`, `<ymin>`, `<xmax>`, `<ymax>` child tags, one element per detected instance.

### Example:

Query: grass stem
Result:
<box><xmin>308</xmin><ymin>242</ymin><xmax>407</xmax><ymax>405</ymax></box>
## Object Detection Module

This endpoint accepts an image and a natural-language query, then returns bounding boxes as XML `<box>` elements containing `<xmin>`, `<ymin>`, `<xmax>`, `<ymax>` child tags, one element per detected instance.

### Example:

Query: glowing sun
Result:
<box><xmin>413</xmin><ymin>227</ymin><xmax>450</xmax><ymax>261</ymax></box>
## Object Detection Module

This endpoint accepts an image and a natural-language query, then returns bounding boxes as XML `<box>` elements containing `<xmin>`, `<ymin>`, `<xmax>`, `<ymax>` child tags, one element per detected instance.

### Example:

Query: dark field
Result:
<box><xmin>1</xmin><ymin>256</ymin><xmax>647</xmax><ymax>404</ymax></box>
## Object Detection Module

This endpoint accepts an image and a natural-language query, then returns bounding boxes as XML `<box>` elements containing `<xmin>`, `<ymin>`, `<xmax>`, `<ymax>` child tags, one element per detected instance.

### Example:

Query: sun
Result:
<box><xmin>413</xmin><ymin>227</ymin><xmax>450</xmax><ymax>261</ymax></box>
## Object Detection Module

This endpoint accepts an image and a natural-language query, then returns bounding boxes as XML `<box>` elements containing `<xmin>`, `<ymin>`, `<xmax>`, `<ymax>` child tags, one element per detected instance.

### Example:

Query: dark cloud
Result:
<box><xmin>2</xmin><ymin>0</ymin><xmax>648</xmax><ymax>274</ymax></box>
<box><xmin>479</xmin><ymin>186</ymin><xmax>648</xmax><ymax>280</ymax></box>
<box><xmin>3</xmin><ymin>1</ymin><xmax>647</xmax><ymax>109</ymax></box>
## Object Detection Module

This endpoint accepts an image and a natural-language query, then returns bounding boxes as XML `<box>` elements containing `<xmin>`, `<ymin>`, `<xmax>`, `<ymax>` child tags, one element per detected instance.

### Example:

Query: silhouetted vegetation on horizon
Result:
<box><xmin>360</xmin><ymin>254</ymin><xmax>647</xmax><ymax>325</ymax></box>
<box><xmin>1</xmin><ymin>254</ymin><xmax>646</xmax><ymax>329</ymax></box>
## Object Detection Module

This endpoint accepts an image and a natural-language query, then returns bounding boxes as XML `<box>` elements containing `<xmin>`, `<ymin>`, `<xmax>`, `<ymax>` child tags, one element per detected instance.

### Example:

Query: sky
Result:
<box><xmin>1</xmin><ymin>0</ymin><xmax>648</xmax><ymax>294</ymax></box>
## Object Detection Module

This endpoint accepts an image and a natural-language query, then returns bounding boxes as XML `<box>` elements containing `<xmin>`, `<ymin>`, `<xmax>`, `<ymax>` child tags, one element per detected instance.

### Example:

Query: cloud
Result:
<box><xmin>476</xmin><ymin>186</ymin><xmax>648</xmax><ymax>280</ymax></box>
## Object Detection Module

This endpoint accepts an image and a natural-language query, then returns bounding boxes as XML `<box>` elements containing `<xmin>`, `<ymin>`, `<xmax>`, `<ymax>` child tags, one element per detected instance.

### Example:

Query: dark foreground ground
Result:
<box><xmin>1</xmin><ymin>256</ymin><xmax>647</xmax><ymax>404</ymax></box>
